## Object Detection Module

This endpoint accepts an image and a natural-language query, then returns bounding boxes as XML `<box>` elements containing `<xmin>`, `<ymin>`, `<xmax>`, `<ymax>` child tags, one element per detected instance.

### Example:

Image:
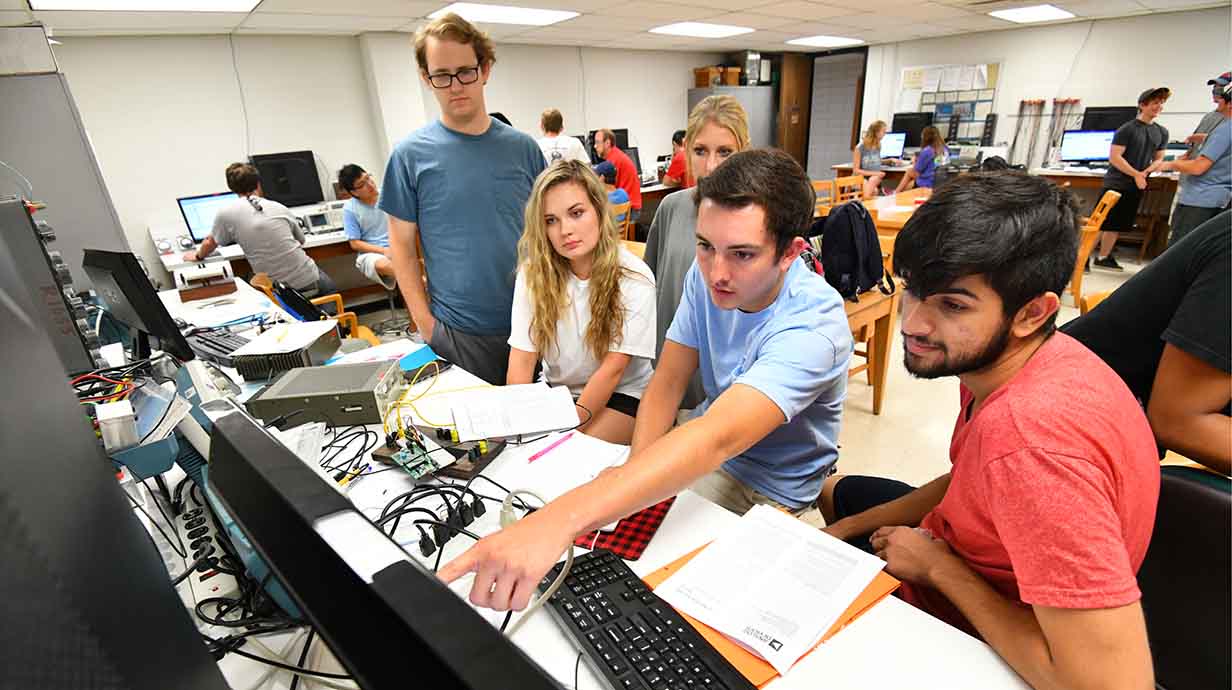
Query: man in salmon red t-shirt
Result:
<box><xmin>663</xmin><ymin>129</ymin><xmax>694</xmax><ymax>188</ymax></box>
<box><xmin>818</xmin><ymin>172</ymin><xmax>1160</xmax><ymax>690</ymax></box>
<box><xmin>594</xmin><ymin>128</ymin><xmax>642</xmax><ymax>222</ymax></box>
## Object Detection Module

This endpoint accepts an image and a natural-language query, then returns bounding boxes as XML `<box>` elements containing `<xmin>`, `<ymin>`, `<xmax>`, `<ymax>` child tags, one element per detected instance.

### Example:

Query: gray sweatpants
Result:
<box><xmin>430</xmin><ymin>319</ymin><xmax>511</xmax><ymax>385</ymax></box>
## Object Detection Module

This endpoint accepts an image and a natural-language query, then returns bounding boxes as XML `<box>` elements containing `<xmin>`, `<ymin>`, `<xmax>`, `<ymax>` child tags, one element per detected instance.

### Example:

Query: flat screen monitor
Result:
<box><xmin>82</xmin><ymin>249</ymin><xmax>195</xmax><ymax>362</ymax></box>
<box><xmin>1060</xmin><ymin>129</ymin><xmax>1115</xmax><ymax>162</ymax></box>
<box><xmin>891</xmin><ymin>112</ymin><xmax>934</xmax><ymax>148</ymax></box>
<box><xmin>249</xmin><ymin>150</ymin><xmax>324</xmax><ymax>208</ymax></box>
<box><xmin>626</xmin><ymin>146</ymin><xmax>643</xmax><ymax>176</ymax></box>
<box><xmin>1081</xmin><ymin>106</ymin><xmax>1137</xmax><ymax>132</ymax></box>
<box><xmin>880</xmin><ymin>132</ymin><xmax>907</xmax><ymax>159</ymax></box>
<box><xmin>206</xmin><ymin>403</ymin><xmax>561</xmax><ymax>689</ymax></box>
<box><xmin>587</xmin><ymin>128</ymin><xmax>630</xmax><ymax>164</ymax></box>
<box><xmin>0</xmin><ymin>246</ymin><xmax>229</xmax><ymax>690</ymax></box>
<box><xmin>177</xmin><ymin>191</ymin><xmax>237</xmax><ymax>243</ymax></box>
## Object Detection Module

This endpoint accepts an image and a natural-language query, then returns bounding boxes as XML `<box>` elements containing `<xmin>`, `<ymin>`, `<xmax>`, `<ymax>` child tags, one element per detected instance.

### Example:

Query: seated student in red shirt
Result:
<box><xmin>593</xmin><ymin>128</ymin><xmax>642</xmax><ymax>223</ymax></box>
<box><xmin>662</xmin><ymin>129</ymin><xmax>694</xmax><ymax>188</ymax></box>
<box><xmin>819</xmin><ymin>172</ymin><xmax>1160</xmax><ymax>690</ymax></box>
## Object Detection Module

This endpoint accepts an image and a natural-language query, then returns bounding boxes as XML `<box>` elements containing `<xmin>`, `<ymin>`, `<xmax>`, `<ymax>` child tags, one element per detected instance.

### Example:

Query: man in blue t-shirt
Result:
<box><xmin>337</xmin><ymin>164</ymin><xmax>396</xmax><ymax>290</ymax></box>
<box><xmin>440</xmin><ymin>150</ymin><xmax>854</xmax><ymax>612</ymax></box>
<box><xmin>380</xmin><ymin>14</ymin><xmax>546</xmax><ymax>384</ymax></box>
<box><xmin>1160</xmin><ymin>78</ymin><xmax>1231</xmax><ymax>245</ymax></box>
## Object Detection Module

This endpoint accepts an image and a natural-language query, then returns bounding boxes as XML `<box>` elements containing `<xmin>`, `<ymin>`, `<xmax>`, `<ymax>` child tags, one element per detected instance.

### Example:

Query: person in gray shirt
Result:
<box><xmin>643</xmin><ymin>95</ymin><xmax>750</xmax><ymax>409</ymax></box>
<box><xmin>1179</xmin><ymin>73</ymin><xmax>1231</xmax><ymax>190</ymax></box>
<box><xmin>184</xmin><ymin>163</ymin><xmax>336</xmax><ymax>297</ymax></box>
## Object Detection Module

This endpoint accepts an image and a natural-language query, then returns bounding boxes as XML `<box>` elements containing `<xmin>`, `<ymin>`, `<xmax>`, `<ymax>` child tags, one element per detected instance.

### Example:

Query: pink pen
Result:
<box><xmin>527</xmin><ymin>432</ymin><xmax>574</xmax><ymax>463</ymax></box>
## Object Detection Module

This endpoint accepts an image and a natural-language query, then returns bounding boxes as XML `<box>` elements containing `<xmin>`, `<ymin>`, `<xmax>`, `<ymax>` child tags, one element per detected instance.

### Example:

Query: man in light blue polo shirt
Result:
<box><xmin>1161</xmin><ymin>80</ymin><xmax>1231</xmax><ymax>245</ymax></box>
<box><xmin>439</xmin><ymin>150</ymin><xmax>854</xmax><ymax>612</ymax></box>
<box><xmin>380</xmin><ymin>14</ymin><xmax>546</xmax><ymax>384</ymax></box>
<box><xmin>337</xmin><ymin>164</ymin><xmax>396</xmax><ymax>290</ymax></box>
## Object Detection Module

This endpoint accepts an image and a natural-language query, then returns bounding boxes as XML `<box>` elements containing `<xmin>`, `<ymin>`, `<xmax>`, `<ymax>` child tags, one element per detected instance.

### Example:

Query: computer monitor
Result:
<box><xmin>588</xmin><ymin>128</ymin><xmax>630</xmax><ymax>164</ymax></box>
<box><xmin>177</xmin><ymin>191</ymin><xmax>238</xmax><ymax>243</ymax></box>
<box><xmin>625</xmin><ymin>146</ymin><xmax>643</xmax><ymax>176</ymax></box>
<box><xmin>82</xmin><ymin>249</ymin><xmax>195</xmax><ymax>362</ymax></box>
<box><xmin>891</xmin><ymin>112</ymin><xmax>934</xmax><ymax>148</ymax></box>
<box><xmin>1081</xmin><ymin>106</ymin><xmax>1137</xmax><ymax>132</ymax></box>
<box><xmin>1059</xmin><ymin>129</ymin><xmax>1115</xmax><ymax>163</ymax></box>
<box><xmin>205</xmin><ymin>403</ymin><xmax>560</xmax><ymax>689</ymax></box>
<box><xmin>249</xmin><ymin>150</ymin><xmax>324</xmax><ymax>208</ymax></box>
<box><xmin>0</xmin><ymin>247</ymin><xmax>230</xmax><ymax>690</ymax></box>
<box><xmin>880</xmin><ymin>132</ymin><xmax>907</xmax><ymax>159</ymax></box>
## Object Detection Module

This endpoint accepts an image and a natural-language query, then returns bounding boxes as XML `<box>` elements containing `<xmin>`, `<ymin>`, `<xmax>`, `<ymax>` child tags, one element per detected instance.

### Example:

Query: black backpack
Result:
<box><xmin>818</xmin><ymin>200</ymin><xmax>894</xmax><ymax>302</ymax></box>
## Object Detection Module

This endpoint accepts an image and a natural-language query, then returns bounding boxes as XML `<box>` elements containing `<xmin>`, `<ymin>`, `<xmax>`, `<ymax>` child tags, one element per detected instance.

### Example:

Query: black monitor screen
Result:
<box><xmin>626</xmin><ymin>146</ymin><xmax>643</xmax><ymax>176</ymax></box>
<box><xmin>1081</xmin><ymin>106</ymin><xmax>1138</xmax><ymax>132</ymax></box>
<box><xmin>891</xmin><ymin>112</ymin><xmax>935</xmax><ymax>147</ymax></box>
<box><xmin>82</xmin><ymin>249</ymin><xmax>194</xmax><ymax>362</ymax></box>
<box><xmin>249</xmin><ymin>150</ymin><xmax>324</xmax><ymax>208</ymax></box>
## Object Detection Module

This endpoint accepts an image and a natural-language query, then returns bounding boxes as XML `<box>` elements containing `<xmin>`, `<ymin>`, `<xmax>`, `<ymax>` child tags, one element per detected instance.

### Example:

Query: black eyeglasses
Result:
<box><xmin>426</xmin><ymin>65</ymin><xmax>481</xmax><ymax>89</ymax></box>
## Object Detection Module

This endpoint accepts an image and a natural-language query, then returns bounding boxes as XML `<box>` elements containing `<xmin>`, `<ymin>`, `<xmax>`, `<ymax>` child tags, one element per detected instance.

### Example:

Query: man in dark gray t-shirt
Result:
<box><xmin>1093</xmin><ymin>87</ymin><xmax>1169</xmax><ymax>271</ymax></box>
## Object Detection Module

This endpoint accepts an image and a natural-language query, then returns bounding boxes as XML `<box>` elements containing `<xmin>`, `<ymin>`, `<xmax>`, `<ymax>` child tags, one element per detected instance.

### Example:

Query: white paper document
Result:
<box><xmin>512</xmin><ymin>432</ymin><xmax>630</xmax><ymax>502</ymax></box>
<box><xmin>654</xmin><ymin>505</ymin><xmax>886</xmax><ymax>676</ymax></box>
<box><xmin>449</xmin><ymin>382</ymin><xmax>579</xmax><ymax>442</ymax></box>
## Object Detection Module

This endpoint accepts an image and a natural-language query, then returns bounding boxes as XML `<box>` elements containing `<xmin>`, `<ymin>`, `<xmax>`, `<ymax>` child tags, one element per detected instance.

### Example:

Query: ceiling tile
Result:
<box><xmin>937</xmin><ymin>13</ymin><xmax>1017</xmax><ymax>30</ymax></box>
<box><xmin>519</xmin><ymin>0</ymin><xmax>619</xmax><ymax>10</ymax></box>
<box><xmin>875</xmin><ymin>2</ymin><xmax>977</xmax><ymax>21</ymax></box>
<box><xmin>782</xmin><ymin>20</ymin><xmax>869</xmax><ymax>37</ymax></box>
<box><xmin>594</xmin><ymin>1</ymin><xmax>724</xmax><ymax>21</ymax></box>
<box><xmin>908</xmin><ymin>22</ymin><xmax>962</xmax><ymax>36</ymax></box>
<box><xmin>34</xmin><ymin>10</ymin><xmax>246</xmax><ymax>30</ymax></box>
<box><xmin>1056</xmin><ymin>0</ymin><xmax>1148</xmax><ymax>16</ymax></box>
<box><xmin>753</xmin><ymin>1</ymin><xmax>861</xmax><ymax>20</ymax></box>
<box><xmin>826</xmin><ymin>12</ymin><xmax>887</xmax><ymax>29</ymax></box>
<box><xmin>252</xmin><ymin>0</ymin><xmax>446</xmax><ymax>17</ymax></box>
<box><xmin>239</xmin><ymin>12</ymin><xmax>409</xmax><ymax>31</ymax></box>
<box><xmin>510</xmin><ymin>25</ymin><xmax>612</xmax><ymax>41</ymax></box>
<box><xmin>471</xmin><ymin>21</ymin><xmax>536</xmax><ymax>38</ymax></box>
<box><xmin>553</xmin><ymin>13</ymin><xmax>660</xmax><ymax>31</ymax></box>
<box><xmin>1135</xmin><ymin>0</ymin><xmax>1220</xmax><ymax>8</ymax></box>
<box><xmin>0</xmin><ymin>10</ymin><xmax>34</xmax><ymax>23</ymax></box>
<box><xmin>706</xmin><ymin>11</ymin><xmax>797</xmax><ymax>28</ymax></box>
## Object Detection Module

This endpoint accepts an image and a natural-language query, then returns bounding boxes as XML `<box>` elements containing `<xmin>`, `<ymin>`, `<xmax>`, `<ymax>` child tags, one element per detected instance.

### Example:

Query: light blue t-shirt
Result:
<box><xmin>380</xmin><ymin>118</ymin><xmax>547</xmax><ymax>335</ymax></box>
<box><xmin>665</xmin><ymin>259</ymin><xmax>853</xmax><ymax>508</ymax></box>
<box><xmin>343</xmin><ymin>197</ymin><xmax>389</xmax><ymax>247</ymax></box>
<box><xmin>1179</xmin><ymin>119</ymin><xmax>1232</xmax><ymax>209</ymax></box>
<box><xmin>608</xmin><ymin>188</ymin><xmax>630</xmax><ymax>223</ymax></box>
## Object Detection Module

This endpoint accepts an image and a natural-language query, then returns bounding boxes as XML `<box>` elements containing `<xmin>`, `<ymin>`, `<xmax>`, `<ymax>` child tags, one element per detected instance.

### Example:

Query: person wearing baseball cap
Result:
<box><xmin>1092</xmin><ymin>87</ymin><xmax>1171</xmax><ymax>270</ymax></box>
<box><xmin>1159</xmin><ymin>74</ymin><xmax>1232</xmax><ymax>244</ymax></box>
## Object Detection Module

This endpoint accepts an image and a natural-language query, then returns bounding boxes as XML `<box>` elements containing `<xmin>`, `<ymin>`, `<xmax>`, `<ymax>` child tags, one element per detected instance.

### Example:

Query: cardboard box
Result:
<box><xmin>720</xmin><ymin>66</ymin><xmax>741</xmax><ymax>86</ymax></box>
<box><xmin>694</xmin><ymin>66</ymin><xmax>721</xmax><ymax>88</ymax></box>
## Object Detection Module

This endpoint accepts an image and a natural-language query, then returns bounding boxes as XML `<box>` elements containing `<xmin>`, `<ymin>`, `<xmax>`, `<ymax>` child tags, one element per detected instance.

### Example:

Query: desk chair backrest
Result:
<box><xmin>1070</xmin><ymin>190</ymin><xmax>1121</xmax><ymax>306</ymax></box>
<box><xmin>812</xmin><ymin>179</ymin><xmax>836</xmax><ymax>208</ymax></box>
<box><xmin>247</xmin><ymin>273</ymin><xmax>380</xmax><ymax>347</ymax></box>
<box><xmin>834</xmin><ymin>175</ymin><xmax>864</xmax><ymax>203</ymax></box>
<box><xmin>1087</xmin><ymin>189</ymin><xmax>1121</xmax><ymax>232</ymax></box>
<box><xmin>611</xmin><ymin>201</ymin><xmax>633</xmax><ymax>240</ymax></box>
<box><xmin>1137</xmin><ymin>471</ymin><xmax>1231</xmax><ymax>690</ymax></box>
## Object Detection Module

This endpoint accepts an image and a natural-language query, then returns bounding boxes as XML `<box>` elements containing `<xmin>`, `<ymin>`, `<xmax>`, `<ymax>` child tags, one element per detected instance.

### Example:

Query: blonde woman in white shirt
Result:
<box><xmin>507</xmin><ymin>160</ymin><xmax>657</xmax><ymax>444</ymax></box>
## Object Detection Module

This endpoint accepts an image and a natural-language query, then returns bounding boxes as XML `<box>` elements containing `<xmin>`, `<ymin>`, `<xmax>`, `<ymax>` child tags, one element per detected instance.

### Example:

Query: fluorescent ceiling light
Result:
<box><xmin>988</xmin><ymin>4</ymin><xmax>1075</xmax><ymax>23</ymax></box>
<box><xmin>786</xmin><ymin>35</ymin><xmax>864</xmax><ymax>48</ymax></box>
<box><xmin>650</xmin><ymin>22</ymin><xmax>754</xmax><ymax>39</ymax></box>
<box><xmin>429</xmin><ymin>2</ymin><xmax>578</xmax><ymax>26</ymax></box>
<box><xmin>29</xmin><ymin>0</ymin><xmax>258</xmax><ymax>9</ymax></box>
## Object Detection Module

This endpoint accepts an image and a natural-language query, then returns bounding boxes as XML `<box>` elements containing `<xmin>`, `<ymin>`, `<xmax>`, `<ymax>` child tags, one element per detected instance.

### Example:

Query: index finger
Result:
<box><xmin>437</xmin><ymin>544</ymin><xmax>481</xmax><ymax>584</ymax></box>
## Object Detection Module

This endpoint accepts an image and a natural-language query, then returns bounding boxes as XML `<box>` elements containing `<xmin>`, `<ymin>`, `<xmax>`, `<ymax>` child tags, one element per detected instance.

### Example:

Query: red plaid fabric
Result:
<box><xmin>573</xmin><ymin>496</ymin><xmax>677</xmax><ymax>560</ymax></box>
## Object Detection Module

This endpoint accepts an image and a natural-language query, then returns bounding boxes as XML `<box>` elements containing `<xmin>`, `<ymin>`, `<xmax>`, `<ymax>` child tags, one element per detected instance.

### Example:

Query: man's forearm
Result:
<box><xmin>831</xmin><ymin>473</ymin><xmax>951</xmax><ymax>538</ymax></box>
<box><xmin>1158</xmin><ymin>412</ymin><xmax>1232</xmax><ymax>475</ymax></box>
<box><xmin>1108</xmin><ymin>153</ymin><xmax>1141</xmax><ymax>179</ymax></box>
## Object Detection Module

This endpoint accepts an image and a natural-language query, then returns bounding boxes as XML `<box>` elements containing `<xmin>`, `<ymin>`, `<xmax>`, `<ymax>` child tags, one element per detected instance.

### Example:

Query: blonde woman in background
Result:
<box><xmin>507</xmin><ymin>161</ymin><xmax>657</xmax><ymax>444</ymax></box>
<box><xmin>853</xmin><ymin>120</ymin><xmax>897</xmax><ymax>198</ymax></box>
<box><xmin>642</xmin><ymin>95</ymin><xmax>750</xmax><ymax>409</ymax></box>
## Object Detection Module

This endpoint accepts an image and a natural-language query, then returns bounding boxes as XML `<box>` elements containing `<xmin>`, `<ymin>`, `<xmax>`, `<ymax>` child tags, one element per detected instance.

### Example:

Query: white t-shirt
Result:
<box><xmin>509</xmin><ymin>248</ymin><xmax>657</xmax><ymax>399</ymax></box>
<box><xmin>537</xmin><ymin>134</ymin><xmax>591</xmax><ymax>166</ymax></box>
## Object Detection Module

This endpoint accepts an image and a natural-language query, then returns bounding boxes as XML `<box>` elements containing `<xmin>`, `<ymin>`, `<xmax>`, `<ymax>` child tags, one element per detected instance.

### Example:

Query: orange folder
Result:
<box><xmin>642</xmin><ymin>545</ymin><xmax>900</xmax><ymax>687</ymax></box>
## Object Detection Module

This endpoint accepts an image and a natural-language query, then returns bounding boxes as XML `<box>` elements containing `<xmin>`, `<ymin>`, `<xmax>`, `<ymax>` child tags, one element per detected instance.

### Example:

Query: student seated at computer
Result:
<box><xmin>894</xmin><ymin>126</ymin><xmax>950</xmax><ymax>193</ymax></box>
<box><xmin>507</xmin><ymin>161</ymin><xmax>656</xmax><ymax>445</ymax></box>
<box><xmin>852</xmin><ymin>120</ymin><xmax>897</xmax><ymax>198</ymax></box>
<box><xmin>440</xmin><ymin>149</ymin><xmax>853</xmax><ymax>609</ymax></box>
<box><xmin>337</xmin><ymin>164</ymin><xmax>396</xmax><ymax>291</ymax></box>
<box><xmin>593</xmin><ymin>128</ymin><xmax>642</xmax><ymax>223</ymax></box>
<box><xmin>184</xmin><ymin>163</ymin><xmax>337</xmax><ymax>297</ymax></box>
<box><xmin>594</xmin><ymin>161</ymin><xmax>630</xmax><ymax>224</ymax></box>
<box><xmin>1063</xmin><ymin>211</ymin><xmax>1230</xmax><ymax>477</ymax></box>
<box><xmin>819</xmin><ymin>172</ymin><xmax>1159</xmax><ymax>690</ymax></box>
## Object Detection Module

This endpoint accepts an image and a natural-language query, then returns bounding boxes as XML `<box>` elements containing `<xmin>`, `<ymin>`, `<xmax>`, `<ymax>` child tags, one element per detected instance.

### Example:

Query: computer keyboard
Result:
<box><xmin>186</xmin><ymin>329</ymin><xmax>250</xmax><ymax>368</ymax></box>
<box><xmin>539</xmin><ymin>549</ymin><xmax>756</xmax><ymax>690</ymax></box>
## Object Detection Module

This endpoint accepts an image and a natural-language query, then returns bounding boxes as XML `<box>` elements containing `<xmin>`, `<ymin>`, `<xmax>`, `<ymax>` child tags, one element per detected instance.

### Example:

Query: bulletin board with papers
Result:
<box><xmin>897</xmin><ymin>63</ymin><xmax>999</xmax><ymax>143</ymax></box>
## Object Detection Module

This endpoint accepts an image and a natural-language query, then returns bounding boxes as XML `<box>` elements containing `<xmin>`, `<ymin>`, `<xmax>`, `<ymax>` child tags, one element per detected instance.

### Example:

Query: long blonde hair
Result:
<box><xmin>684</xmin><ymin>95</ymin><xmax>751</xmax><ymax>182</ymax></box>
<box><xmin>862</xmin><ymin>120</ymin><xmax>887</xmax><ymax>149</ymax></box>
<box><xmin>518</xmin><ymin>160</ymin><xmax>633</xmax><ymax>361</ymax></box>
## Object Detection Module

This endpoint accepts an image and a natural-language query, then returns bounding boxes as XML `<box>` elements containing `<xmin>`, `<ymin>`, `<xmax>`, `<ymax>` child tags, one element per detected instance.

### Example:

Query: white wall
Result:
<box><xmin>51</xmin><ymin>34</ymin><xmax>384</xmax><ymax>285</ymax></box>
<box><xmin>860</xmin><ymin>7</ymin><xmax>1231</xmax><ymax>164</ymax></box>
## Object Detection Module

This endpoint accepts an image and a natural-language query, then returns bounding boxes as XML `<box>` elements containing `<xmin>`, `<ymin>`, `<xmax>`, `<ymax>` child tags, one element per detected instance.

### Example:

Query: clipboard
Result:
<box><xmin>642</xmin><ymin>545</ymin><xmax>901</xmax><ymax>687</ymax></box>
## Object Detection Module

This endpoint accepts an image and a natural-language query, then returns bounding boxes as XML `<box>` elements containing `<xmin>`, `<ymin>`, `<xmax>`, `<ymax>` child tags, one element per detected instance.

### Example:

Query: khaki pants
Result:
<box><xmin>690</xmin><ymin>466</ymin><xmax>821</xmax><ymax>523</ymax></box>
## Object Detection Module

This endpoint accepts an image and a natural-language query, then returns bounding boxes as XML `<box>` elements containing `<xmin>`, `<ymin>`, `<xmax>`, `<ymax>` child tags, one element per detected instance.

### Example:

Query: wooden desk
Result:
<box><xmin>634</xmin><ymin>183</ymin><xmax>677</xmax><ymax>241</ymax></box>
<box><xmin>845</xmin><ymin>282</ymin><xmax>902</xmax><ymax>415</ymax></box>
<box><xmin>869</xmin><ymin>188</ymin><xmax>931</xmax><ymax>235</ymax></box>
<box><xmin>1030</xmin><ymin>169</ymin><xmax>1178</xmax><ymax>259</ymax></box>
<box><xmin>832</xmin><ymin>163</ymin><xmax>909</xmax><ymax>188</ymax></box>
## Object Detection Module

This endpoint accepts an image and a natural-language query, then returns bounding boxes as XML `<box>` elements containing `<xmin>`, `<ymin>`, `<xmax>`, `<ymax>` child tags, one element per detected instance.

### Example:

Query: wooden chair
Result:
<box><xmin>878</xmin><ymin>234</ymin><xmax>895</xmax><ymax>277</ymax></box>
<box><xmin>611</xmin><ymin>201</ymin><xmax>633</xmax><ymax>240</ymax></box>
<box><xmin>1070</xmin><ymin>190</ymin><xmax>1121</xmax><ymax>307</ymax></box>
<box><xmin>621</xmin><ymin>240</ymin><xmax>646</xmax><ymax>259</ymax></box>
<box><xmin>812</xmin><ymin>180</ymin><xmax>835</xmax><ymax>217</ymax></box>
<box><xmin>834</xmin><ymin>174</ymin><xmax>865</xmax><ymax>204</ymax></box>
<box><xmin>1080</xmin><ymin>290</ymin><xmax>1112</xmax><ymax>316</ymax></box>
<box><xmin>250</xmin><ymin>273</ymin><xmax>381</xmax><ymax>346</ymax></box>
<box><xmin>847</xmin><ymin>235</ymin><xmax>898</xmax><ymax>385</ymax></box>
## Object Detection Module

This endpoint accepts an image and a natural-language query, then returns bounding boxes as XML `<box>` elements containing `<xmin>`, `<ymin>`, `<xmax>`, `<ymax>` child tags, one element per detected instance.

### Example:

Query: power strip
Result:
<box><xmin>176</xmin><ymin>503</ymin><xmax>241</xmax><ymax>604</ymax></box>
